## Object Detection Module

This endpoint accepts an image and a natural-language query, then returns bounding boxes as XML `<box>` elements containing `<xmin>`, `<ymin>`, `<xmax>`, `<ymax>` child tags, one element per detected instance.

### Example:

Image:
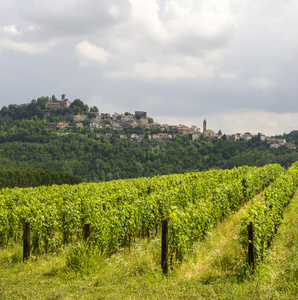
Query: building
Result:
<box><xmin>121</xmin><ymin>115</ymin><xmax>135</xmax><ymax>122</ymax></box>
<box><xmin>101</xmin><ymin>113</ymin><xmax>111</xmax><ymax>119</ymax></box>
<box><xmin>243</xmin><ymin>134</ymin><xmax>253</xmax><ymax>141</ymax></box>
<box><xmin>285</xmin><ymin>143</ymin><xmax>296</xmax><ymax>150</ymax></box>
<box><xmin>192</xmin><ymin>132</ymin><xmax>201</xmax><ymax>140</ymax></box>
<box><xmin>204</xmin><ymin>129</ymin><xmax>215</xmax><ymax>136</ymax></box>
<box><xmin>135</xmin><ymin>111</ymin><xmax>147</xmax><ymax>119</ymax></box>
<box><xmin>151</xmin><ymin>123</ymin><xmax>161</xmax><ymax>129</ymax></box>
<box><xmin>46</xmin><ymin>94</ymin><xmax>71</xmax><ymax>109</ymax></box>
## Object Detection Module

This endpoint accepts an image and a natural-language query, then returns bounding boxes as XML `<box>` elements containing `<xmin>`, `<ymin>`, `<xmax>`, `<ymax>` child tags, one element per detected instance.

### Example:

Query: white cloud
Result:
<box><xmin>163</xmin><ymin>0</ymin><xmax>237</xmax><ymax>42</ymax></box>
<box><xmin>2</xmin><ymin>25</ymin><xmax>20</xmax><ymax>36</ymax></box>
<box><xmin>129</xmin><ymin>0</ymin><xmax>168</xmax><ymax>41</ymax></box>
<box><xmin>108</xmin><ymin>5</ymin><xmax>120</xmax><ymax>19</ymax></box>
<box><xmin>0</xmin><ymin>39</ymin><xmax>55</xmax><ymax>54</ymax></box>
<box><xmin>75</xmin><ymin>41</ymin><xmax>110</xmax><ymax>66</ymax></box>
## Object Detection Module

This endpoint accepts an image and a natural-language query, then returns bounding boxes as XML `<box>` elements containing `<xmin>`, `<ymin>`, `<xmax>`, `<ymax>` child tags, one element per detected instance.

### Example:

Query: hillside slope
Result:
<box><xmin>0</xmin><ymin>97</ymin><xmax>298</xmax><ymax>181</ymax></box>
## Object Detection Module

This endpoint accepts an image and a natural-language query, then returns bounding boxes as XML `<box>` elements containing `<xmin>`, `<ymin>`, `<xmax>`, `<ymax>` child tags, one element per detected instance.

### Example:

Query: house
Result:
<box><xmin>158</xmin><ymin>133</ymin><xmax>170</xmax><ymax>140</ymax></box>
<box><xmin>58</xmin><ymin>122</ymin><xmax>68</xmax><ymax>130</ymax></box>
<box><xmin>227</xmin><ymin>134</ymin><xmax>241</xmax><ymax>141</ymax></box>
<box><xmin>135</xmin><ymin>111</ymin><xmax>147</xmax><ymax>119</ymax></box>
<box><xmin>101</xmin><ymin>113</ymin><xmax>111</xmax><ymax>119</ymax></box>
<box><xmin>205</xmin><ymin>134</ymin><xmax>221</xmax><ymax>140</ymax></box>
<box><xmin>191</xmin><ymin>125</ymin><xmax>200</xmax><ymax>133</ymax></box>
<box><xmin>161</xmin><ymin>124</ymin><xmax>170</xmax><ymax>131</ymax></box>
<box><xmin>269</xmin><ymin>139</ymin><xmax>287</xmax><ymax>149</ymax></box>
<box><xmin>49</xmin><ymin>122</ymin><xmax>68</xmax><ymax>130</ymax></box>
<box><xmin>169</xmin><ymin>125</ymin><xmax>178</xmax><ymax>132</ymax></box>
<box><xmin>121</xmin><ymin>115</ymin><xmax>136</xmax><ymax>123</ymax></box>
<box><xmin>178</xmin><ymin>125</ymin><xmax>193</xmax><ymax>135</ymax></box>
<box><xmin>112</xmin><ymin>113</ymin><xmax>124</xmax><ymax>120</ymax></box>
<box><xmin>285</xmin><ymin>143</ymin><xmax>296</xmax><ymax>150</ymax></box>
<box><xmin>113</xmin><ymin>125</ymin><xmax>122</xmax><ymax>131</ymax></box>
<box><xmin>235</xmin><ymin>133</ymin><xmax>243</xmax><ymax>140</ymax></box>
<box><xmin>258</xmin><ymin>133</ymin><xmax>266</xmax><ymax>141</ymax></box>
<box><xmin>192</xmin><ymin>132</ymin><xmax>201</xmax><ymax>140</ymax></box>
<box><xmin>142</xmin><ymin>123</ymin><xmax>151</xmax><ymax>129</ymax></box>
<box><xmin>270</xmin><ymin>143</ymin><xmax>280</xmax><ymax>149</ymax></box>
<box><xmin>90</xmin><ymin>123</ymin><xmax>101</xmax><ymax>129</ymax></box>
<box><xmin>243</xmin><ymin>134</ymin><xmax>253</xmax><ymax>141</ymax></box>
<box><xmin>130</xmin><ymin>133</ymin><xmax>138</xmax><ymax>139</ymax></box>
<box><xmin>273</xmin><ymin>139</ymin><xmax>286</xmax><ymax>145</ymax></box>
<box><xmin>151</xmin><ymin>123</ymin><xmax>161</xmax><ymax>129</ymax></box>
<box><xmin>203</xmin><ymin>129</ymin><xmax>215</xmax><ymax>137</ymax></box>
<box><xmin>73</xmin><ymin>114</ymin><xmax>87</xmax><ymax>122</ymax></box>
<box><xmin>228</xmin><ymin>134</ymin><xmax>237</xmax><ymax>141</ymax></box>
<box><xmin>130</xmin><ymin>134</ymin><xmax>144</xmax><ymax>142</ymax></box>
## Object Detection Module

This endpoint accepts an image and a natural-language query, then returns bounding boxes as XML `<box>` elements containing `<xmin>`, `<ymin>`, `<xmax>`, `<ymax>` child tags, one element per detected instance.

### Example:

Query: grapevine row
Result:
<box><xmin>240</xmin><ymin>161</ymin><xmax>298</xmax><ymax>264</ymax></box>
<box><xmin>167</xmin><ymin>164</ymin><xmax>283</xmax><ymax>260</ymax></box>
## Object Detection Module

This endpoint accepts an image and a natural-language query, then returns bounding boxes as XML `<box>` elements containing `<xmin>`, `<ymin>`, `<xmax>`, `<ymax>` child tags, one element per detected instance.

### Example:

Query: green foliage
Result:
<box><xmin>0</xmin><ymin>164</ymin><xmax>283</xmax><ymax>261</ymax></box>
<box><xmin>66</xmin><ymin>242</ymin><xmax>104</xmax><ymax>274</ymax></box>
<box><xmin>240</xmin><ymin>161</ymin><xmax>298</xmax><ymax>264</ymax></box>
<box><xmin>0</xmin><ymin>165</ymin><xmax>82</xmax><ymax>189</ymax></box>
<box><xmin>70</xmin><ymin>99</ymin><xmax>89</xmax><ymax>115</ymax></box>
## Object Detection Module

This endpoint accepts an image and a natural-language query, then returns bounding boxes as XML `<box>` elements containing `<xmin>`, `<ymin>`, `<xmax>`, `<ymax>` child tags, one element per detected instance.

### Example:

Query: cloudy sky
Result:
<box><xmin>1</xmin><ymin>0</ymin><xmax>298</xmax><ymax>136</ymax></box>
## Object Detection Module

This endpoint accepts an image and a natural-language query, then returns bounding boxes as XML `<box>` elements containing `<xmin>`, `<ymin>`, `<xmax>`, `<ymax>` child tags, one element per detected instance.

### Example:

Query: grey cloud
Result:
<box><xmin>19</xmin><ymin>0</ymin><xmax>131</xmax><ymax>39</ymax></box>
<box><xmin>1</xmin><ymin>0</ymin><xmax>298</xmax><ymax>136</ymax></box>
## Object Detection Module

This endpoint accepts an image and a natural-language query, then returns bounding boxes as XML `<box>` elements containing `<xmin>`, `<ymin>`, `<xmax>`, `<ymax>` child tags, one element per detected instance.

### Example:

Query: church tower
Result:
<box><xmin>203</xmin><ymin>119</ymin><xmax>207</xmax><ymax>133</ymax></box>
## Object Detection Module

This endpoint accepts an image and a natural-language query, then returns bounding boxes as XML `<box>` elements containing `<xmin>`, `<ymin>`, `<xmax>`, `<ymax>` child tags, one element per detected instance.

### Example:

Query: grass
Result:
<box><xmin>0</xmin><ymin>190</ymin><xmax>297</xmax><ymax>299</ymax></box>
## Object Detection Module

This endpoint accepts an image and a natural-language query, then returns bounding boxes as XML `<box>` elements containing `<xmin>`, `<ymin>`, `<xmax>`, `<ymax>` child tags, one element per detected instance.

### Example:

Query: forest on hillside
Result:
<box><xmin>0</xmin><ymin>96</ymin><xmax>298</xmax><ymax>181</ymax></box>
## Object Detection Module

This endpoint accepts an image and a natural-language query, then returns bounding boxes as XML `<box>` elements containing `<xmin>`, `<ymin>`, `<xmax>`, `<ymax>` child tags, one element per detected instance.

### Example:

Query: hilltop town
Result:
<box><xmin>47</xmin><ymin>94</ymin><xmax>296</xmax><ymax>150</ymax></box>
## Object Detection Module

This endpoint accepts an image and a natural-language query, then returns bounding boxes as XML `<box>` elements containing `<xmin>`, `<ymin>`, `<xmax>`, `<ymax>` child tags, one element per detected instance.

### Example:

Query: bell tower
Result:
<box><xmin>203</xmin><ymin>119</ymin><xmax>207</xmax><ymax>133</ymax></box>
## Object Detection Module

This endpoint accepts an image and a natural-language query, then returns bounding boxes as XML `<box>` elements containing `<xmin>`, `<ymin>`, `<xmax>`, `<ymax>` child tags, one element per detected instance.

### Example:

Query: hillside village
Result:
<box><xmin>47</xmin><ymin>94</ymin><xmax>296</xmax><ymax>150</ymax></box>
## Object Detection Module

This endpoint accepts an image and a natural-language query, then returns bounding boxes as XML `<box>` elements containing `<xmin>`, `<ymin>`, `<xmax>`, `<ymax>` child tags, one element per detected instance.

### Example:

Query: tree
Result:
<box><xmin>90</xmin><ymin>106</ymin><xmax>99</xmax><ymax>112</ymax></box>
<box><xmin>70</xmin><ymin>99</ymin><xmax>89</xmax><ymax>114</ymax></box>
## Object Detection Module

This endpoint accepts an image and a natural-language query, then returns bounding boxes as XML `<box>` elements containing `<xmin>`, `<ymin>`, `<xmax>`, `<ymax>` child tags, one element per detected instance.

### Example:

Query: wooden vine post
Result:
<box><xmin>84</xmin><ymin>223</ymin><xmax>91</xmax><ymax>248</ymax></box>
<box><xmin>23</xmin><ymin>221</ymin><xmax>30</xmax><ymax>262</ymax></box>
<box><xmin>161</xmin><ymin>219</ymin><xmax>169</xmax><ymax>275</ymax></box>
<box><xmin>247</xmin><ymin>221</ymin><xmax>254</xmax><ymax>269</ymax></box>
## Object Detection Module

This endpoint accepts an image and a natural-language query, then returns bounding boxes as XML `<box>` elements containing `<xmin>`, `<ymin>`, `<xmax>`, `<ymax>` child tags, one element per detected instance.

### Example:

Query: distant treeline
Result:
<box><xmin>0</xmin><ymin>165</ymin><xmax>82</xmax><ymax>189</ymax></box>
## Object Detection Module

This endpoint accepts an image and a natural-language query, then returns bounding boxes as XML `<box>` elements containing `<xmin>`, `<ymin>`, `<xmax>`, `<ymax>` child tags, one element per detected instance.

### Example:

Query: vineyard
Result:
<box><xmin>1</xmin><ymin>162</ymin><xmax>297</xmax><ymax>266</ymax></box>
<box><xmin>1</xmin><ymin>163</ymin><xmax>298</xmax><ymax>299</ymax></box>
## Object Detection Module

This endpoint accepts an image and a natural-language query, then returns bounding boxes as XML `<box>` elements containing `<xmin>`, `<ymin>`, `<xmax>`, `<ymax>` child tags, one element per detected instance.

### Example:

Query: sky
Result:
<box><xmin>1</xmin><ymin>0</ymin><xmax>298</xmax><ymax>136</ymax></box>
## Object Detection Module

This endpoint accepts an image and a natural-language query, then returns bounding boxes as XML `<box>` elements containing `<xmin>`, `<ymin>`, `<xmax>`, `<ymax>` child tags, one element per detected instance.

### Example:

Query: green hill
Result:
<box><xmin>0</xmin><ymin>96</ymin><xmax>298</xmax><ymax>181</ymax></box>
